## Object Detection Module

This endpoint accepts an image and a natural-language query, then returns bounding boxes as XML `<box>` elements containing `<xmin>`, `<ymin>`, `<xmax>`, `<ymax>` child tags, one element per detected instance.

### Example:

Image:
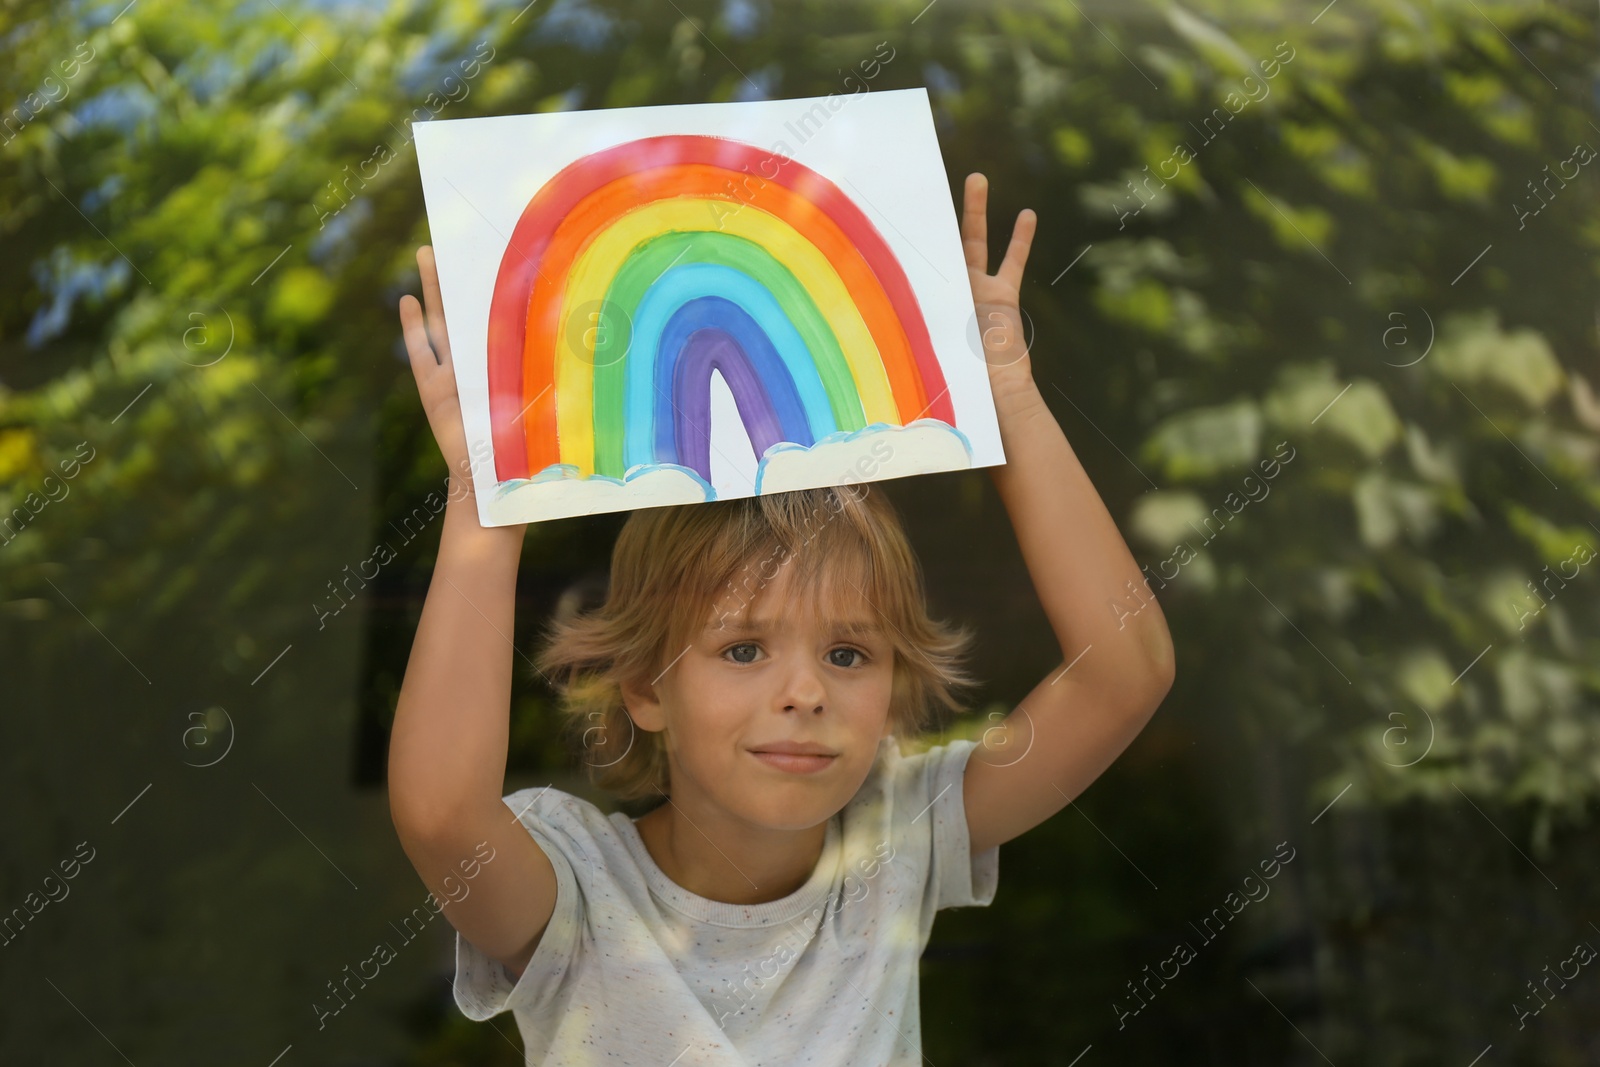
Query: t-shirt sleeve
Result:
<box><xmin>452</xmin><ymin>786</ymin><xmax>584</xmax><ymax>1021</ymax></box>
<box><xmin>891</xmin><ymin>738</ymin><xmax>1000</xmax><ymax>912</ymax></box>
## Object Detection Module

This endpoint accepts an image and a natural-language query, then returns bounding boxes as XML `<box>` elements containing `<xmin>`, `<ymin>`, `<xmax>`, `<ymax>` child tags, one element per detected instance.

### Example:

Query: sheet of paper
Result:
<box><xmin>414</xmin><ymin>87</ymin><xmax>1005</xmax><ymax>526</ymax></box>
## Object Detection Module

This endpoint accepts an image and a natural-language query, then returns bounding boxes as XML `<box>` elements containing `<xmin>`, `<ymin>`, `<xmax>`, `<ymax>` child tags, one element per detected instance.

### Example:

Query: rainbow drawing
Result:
<box><xmin>483</xmin><ymin>133</ymin><xmax>958</xmax><ymax>487</ymax></box>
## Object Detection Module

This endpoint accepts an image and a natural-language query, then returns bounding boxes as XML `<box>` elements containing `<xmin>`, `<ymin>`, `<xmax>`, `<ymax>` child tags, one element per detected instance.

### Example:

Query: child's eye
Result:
<box><xmin>828</xmin><ymin>647</ymin><xmax>869</xmax><ymax>668</ymax></box>
<box><xmin>720</xmin><ymin>644</ymin><xmax>870</xmax><ymax>668</ymax></box>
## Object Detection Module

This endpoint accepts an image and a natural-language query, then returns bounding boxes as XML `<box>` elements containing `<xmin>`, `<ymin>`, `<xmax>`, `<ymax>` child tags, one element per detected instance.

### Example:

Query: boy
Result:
<box><xmin>389</xmin><ymin>172</ymin><xmax>1175</xmax><ymax>1064</ymax></box>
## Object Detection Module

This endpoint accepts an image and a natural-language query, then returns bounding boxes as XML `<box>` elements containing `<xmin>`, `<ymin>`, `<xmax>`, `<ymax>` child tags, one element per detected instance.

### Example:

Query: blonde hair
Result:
<box><xmin>532</xmin><ymin>484</ymin><xmax>980</xmax><ymax>801</ymax></box>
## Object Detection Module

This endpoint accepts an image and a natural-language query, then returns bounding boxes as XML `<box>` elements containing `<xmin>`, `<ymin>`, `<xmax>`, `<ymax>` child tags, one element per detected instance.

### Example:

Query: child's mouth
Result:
<box><xmin>748</xmin><ymin>750</ymin><xmax>839</xmax><ymax>774</ymax></box>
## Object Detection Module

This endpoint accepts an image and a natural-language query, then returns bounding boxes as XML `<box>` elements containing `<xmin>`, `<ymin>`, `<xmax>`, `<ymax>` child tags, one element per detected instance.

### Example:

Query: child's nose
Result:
<box><xmin>778</xmin><ymin>659</ymin><xmax>827</xmax><ymax>714</ymax></box>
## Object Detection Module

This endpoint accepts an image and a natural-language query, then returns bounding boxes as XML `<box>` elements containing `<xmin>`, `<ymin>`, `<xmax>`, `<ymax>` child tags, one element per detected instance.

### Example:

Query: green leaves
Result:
<box><xmin>267</xmin><ymin>266</ymin><xmax>337</xmax><ymax>329</ymax></box>
<box><xmin>1263</xmin><ymin>366</ymin><xmax>1402</xmax><ymax>461</ymax></box>
<box><xmin>1144</xmin><ymin>399</ymin><xmax>1262</xmax><ymax>480</ymax></box>
<box><xmin>1429</xmin><ymin>308</ymin><xmax>1565</xmax><ymax>410</ymax></box>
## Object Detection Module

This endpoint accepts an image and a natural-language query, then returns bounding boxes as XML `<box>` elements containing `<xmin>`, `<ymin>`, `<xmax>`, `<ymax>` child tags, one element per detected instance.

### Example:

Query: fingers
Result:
<box><xmin>995</xmin><ymin>207</ymin><xmax>1037</xmax><ymax>292</ymax></box>
<box><xmin>962</xmin><ymin>172</ymin><xmax>988</xmax><ymax>274</ymax></box>
<box><xmin>417</xmin><ymin>245</ymin><xmax>453</xmax><ymax>366</ymax></box>
<box><xmin>963</xmin><ymin>174</ymin><xmax>1035</xmax><ymax>290</ymax></box>
<box><xmin>399</xmin><ymin>293</ymin><xmax>442</xmax><ymax>374</ymax></box>
<box><xmin>398</xmin><ymin>255</ymin><xmax>473</xmax><ymax>481</ymax></box>
<box><xmin>400</xmin><ymin>290</ymin><xmax>466</xmax><ymax>453</ymax></box>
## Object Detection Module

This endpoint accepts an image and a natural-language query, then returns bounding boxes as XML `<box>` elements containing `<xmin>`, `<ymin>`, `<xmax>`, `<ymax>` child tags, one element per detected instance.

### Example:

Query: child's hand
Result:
<box><xmin>961</xmin><ymin>172</ymin><xmax>1040</xmax><ymax>413</ymax></box>
<box><xmin>399</xmin><ymin>245</ymin><xmax>477</xmax><ymax>499</ymax></box>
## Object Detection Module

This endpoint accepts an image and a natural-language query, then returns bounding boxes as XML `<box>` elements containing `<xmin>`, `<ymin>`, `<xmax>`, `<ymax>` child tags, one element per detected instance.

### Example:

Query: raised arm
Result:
<box><xmin>387</xmin><ymin>246</ymin><xmax>558</xmax><ymax>979</ymax></box>
<box><xmin>956</xmin><ymin>175</ymin><xmax>1177</xmax><ymax>856</ymax></box>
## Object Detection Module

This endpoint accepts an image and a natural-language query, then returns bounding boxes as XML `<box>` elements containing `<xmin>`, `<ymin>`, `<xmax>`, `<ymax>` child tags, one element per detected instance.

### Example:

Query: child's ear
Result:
<box><xmin>619</xmin><ymin>675</ymin><xmax>667</xmax><ymax>732</ymax></box>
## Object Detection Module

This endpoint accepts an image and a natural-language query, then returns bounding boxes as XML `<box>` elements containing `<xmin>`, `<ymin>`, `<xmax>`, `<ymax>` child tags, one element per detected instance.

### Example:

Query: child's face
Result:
<box><xmin>626</xmin><ymin>563</ymin><xmax>896</xmax><ymax>831</ymax></box>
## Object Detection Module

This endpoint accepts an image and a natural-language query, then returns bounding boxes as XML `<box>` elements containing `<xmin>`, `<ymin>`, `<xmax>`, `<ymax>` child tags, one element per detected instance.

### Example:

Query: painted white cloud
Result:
<box><xmin>477</xmin><ymin>420</ymin><xmax>980</xmax><ymax>525</ymax></box>
<box><xmin>755</xmin><ymin>420</ymin><xmax>975</xmax><ymax>494</ymax></box>
<box><xmin>486</xmin><ymin>464</ymin><xmax>713</xmax><ymax>525</ymax></box>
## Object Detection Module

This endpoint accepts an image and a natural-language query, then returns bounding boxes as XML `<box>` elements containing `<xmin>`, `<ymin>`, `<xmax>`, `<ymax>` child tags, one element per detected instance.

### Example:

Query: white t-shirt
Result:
<box><xmin>453</xmin><ymin>735</ymin><xmax>1000</xmax><ymax>1066</ymax></box>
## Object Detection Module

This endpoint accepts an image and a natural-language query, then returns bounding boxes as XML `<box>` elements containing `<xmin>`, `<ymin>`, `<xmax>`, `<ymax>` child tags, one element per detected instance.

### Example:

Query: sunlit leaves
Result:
<box><xmin>1128</xmin><ymin>488</ymin><xmax>1211</xmax><ymax>547</ymax></box>
<box><xmin>1412</xmin><ymin>138</ymin><xmax>1498</xmax><ymax>204</ymax></box>
<box><xmin>1144</xmin><ymin>399</ymin><xmax>1262</xmax><ymax>480</ymax></box>
<box><xmin>1282</xmin><ymin>121</ymin><xmax>1374</xmax><ymax>198</ymax></box>
<box><xmin>1444</xmin><ymin>70</ymin><xmax>1540</xmax><ymax>148</ymax></box>
<box><xmin>1050</xmin><ymin>125</ymin><xmax>1092</xmax><ymax>169</ymax></box>
<box><xmin>1240</xmin><ymin>181</ymin><xmax>1335</xmax><ymax>251</ymax></box>
<box><xmin>1013</xmin><ymin>0</ymin><xmax>1599</xmax><ymax>827</ymax></box>
<box><xmin>267</xmin><ymin>266</ymin><xmax>336</xmax><ymax>329</ymax></box>
<box><xmin>1264</xmin><ymin>367</ymin><xmax>1399</xmax><ymax>460</ymax></box>
<box><xmin>1351</xmin><ymin>469</ymin><xmax>1441</xmax><ymax>548</ymax></box>
<box><xmin>0</xmin><ymin>427</ymin><xmax>40</xmax><ymax>480</ymax></box>
<box><xmin>1427</xmin><ymin>309</ymin><xmax>1565</xmax><ymax>410</ymax></box>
